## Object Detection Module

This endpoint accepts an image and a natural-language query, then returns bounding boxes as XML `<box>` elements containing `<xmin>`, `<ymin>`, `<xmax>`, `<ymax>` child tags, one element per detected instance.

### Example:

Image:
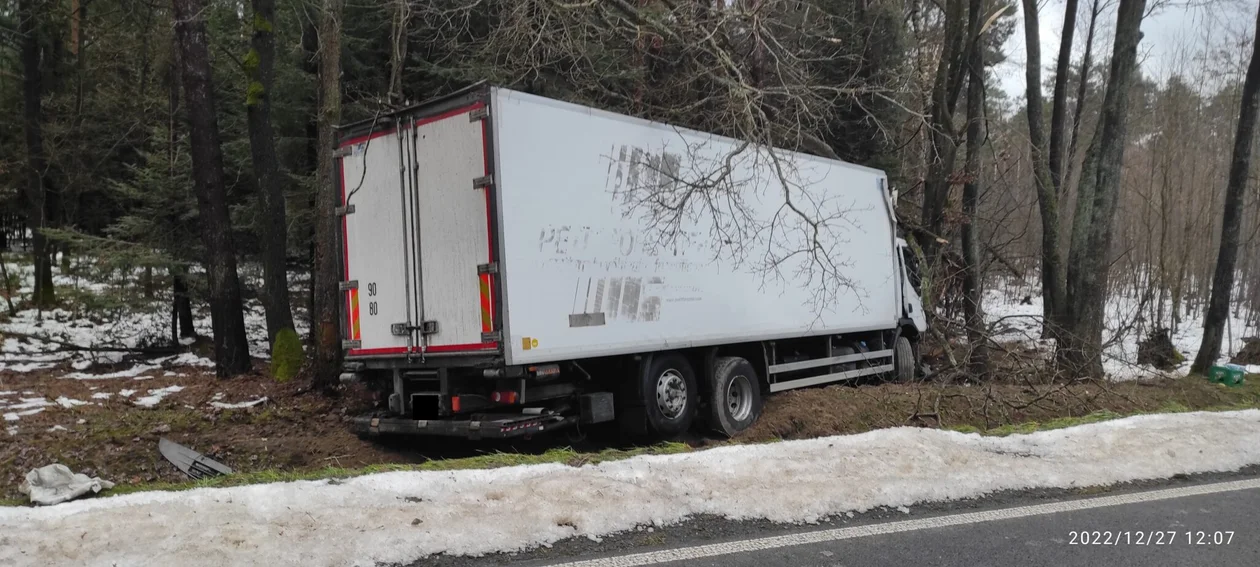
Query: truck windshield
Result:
<box><xmin>902</xmin><ymin>248</ymin><xmax>922</xmax><ymax>293</ymax></box>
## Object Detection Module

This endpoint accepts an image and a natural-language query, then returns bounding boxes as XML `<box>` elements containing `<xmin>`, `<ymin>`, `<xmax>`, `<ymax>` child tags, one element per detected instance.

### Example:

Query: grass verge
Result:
<box><xmin>42</xmin><ymin>442</ymin><xmax>694</xmax><ymax>502</ymax></box>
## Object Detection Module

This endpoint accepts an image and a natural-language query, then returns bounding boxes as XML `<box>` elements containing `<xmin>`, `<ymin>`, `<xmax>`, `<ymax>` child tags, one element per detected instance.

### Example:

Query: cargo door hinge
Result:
<box><xmin>472</xmin><ymin>175</ymin><xmax>493</xmax><ymax>190</ymax></box>
<box><xmin>339</xmin><ymin>280</ymin><xmax>358</xmax><ymax>291</ymax></box>
<box><xmin>335</xmin><ymin>204</ymin><xmax>356</xmax><ymax>216</ymax></box>
<box><xmin>419</xmin><ymin>321</ymin><xmax>439</xmax><ymax>335</ymax></box>
<box><xmin>481</xmin><ymin>331</ymin><xmax>502</xmax><ymax>343</ymax></box>
<box><xmin>333</xmin><ymin>147</ymin><xmax>352</xmax><ymax>159</ymax></box>
<box><xmin>469</xmin><ymin>107</ymin><xmax>489</xmax><ymax>122</ymax></box>
<box><xmin>477</xmin><ymin>262</ymin><xmax>499</xmax><ymax>275</ymax></box>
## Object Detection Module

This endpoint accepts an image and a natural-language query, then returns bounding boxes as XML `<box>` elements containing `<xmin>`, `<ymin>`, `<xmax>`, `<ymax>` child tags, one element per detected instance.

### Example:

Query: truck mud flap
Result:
<box><xmin>352</xmin><ymin>414</ymin><xmax>576</xmax><ymax>440</ymax></box>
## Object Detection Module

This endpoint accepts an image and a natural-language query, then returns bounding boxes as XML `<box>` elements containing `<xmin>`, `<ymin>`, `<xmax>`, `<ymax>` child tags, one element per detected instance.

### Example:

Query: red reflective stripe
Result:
<box><xmin>348</xmin><ymin>347</ymin><xmax>409</xmax><ymax>356</ymax></box>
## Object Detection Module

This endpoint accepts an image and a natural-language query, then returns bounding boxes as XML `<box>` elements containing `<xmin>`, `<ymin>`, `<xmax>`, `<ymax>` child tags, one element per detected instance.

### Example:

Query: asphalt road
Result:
<box><xmin>549</xmin><ymin>481</ymin><xmax>1260</xmax><ymax>567</ymax></box>
<box><xmin>473</xmin><ymin>475</ymin><xmax>1260</xmax><ymax>567</ymax></box>
<box><xmin>418</xmin><ymin>468</ymin><xmax>1260</xmax><ymax>567</ymax></box>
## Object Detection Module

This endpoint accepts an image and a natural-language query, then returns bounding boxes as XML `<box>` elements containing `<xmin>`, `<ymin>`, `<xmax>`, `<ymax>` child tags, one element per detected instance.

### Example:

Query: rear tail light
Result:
<box><xmin>450</xmin><ymin>396</ymin><xmax>461</xmax><ymax>412</ymax></box>
<box><xmin>491</xmin><ymin>391</ymin><xmax>518</xmax><ymax>404</ymax></box>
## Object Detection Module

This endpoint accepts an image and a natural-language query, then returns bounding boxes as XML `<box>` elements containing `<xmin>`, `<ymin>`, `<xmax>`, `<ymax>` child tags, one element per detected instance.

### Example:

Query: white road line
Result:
<box><xmin>544</xmin><ymin>477</ymin><xmax>1260</xmax><ymax>567</ymax></box>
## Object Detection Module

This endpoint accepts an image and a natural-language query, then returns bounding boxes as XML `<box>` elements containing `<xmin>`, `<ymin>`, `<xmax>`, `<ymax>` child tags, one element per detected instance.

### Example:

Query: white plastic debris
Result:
<box><xmin>18</xmin><ymin>464</ymin><xmax>115</xmax><ymax>506</ymax></box>
<box><xmin>209</xmin><ymin>397</ymin><xmax>268</xmax><ymax>409</ymax></box>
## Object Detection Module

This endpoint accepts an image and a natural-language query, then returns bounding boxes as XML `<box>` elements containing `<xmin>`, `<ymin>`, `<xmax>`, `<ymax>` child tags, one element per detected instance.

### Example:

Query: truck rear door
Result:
<box><xmin>338</xmin><ymin>102</ymin><xmax>498</xmax><ymax>356</ymax></box>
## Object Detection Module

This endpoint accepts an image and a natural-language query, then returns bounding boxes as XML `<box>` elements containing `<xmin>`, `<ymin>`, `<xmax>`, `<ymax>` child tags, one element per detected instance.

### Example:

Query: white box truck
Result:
<box><xmin>337</xmin><ymin>84</ymin><xmax>927</xmax><ymax>439</ymax></box>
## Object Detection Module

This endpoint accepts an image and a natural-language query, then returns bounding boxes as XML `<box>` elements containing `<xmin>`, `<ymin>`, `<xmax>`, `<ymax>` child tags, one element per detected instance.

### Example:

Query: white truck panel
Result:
<box><xmin>412</xmin><ymin>107</ymin><xmax>494</xmax><ymax>350</ymax></box>
<box><xmin>491</xmin><ymin>89</ymin><xmax>900</xmax><ymax>365</ymax></box>
<box><xmin>340</xmin><ymin>129</ymin><xmax>412</xmax><ymax>355</ymax></box>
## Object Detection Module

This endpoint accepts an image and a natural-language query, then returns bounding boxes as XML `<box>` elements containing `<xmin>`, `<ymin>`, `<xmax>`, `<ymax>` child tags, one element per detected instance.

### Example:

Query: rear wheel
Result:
<box><xmin>893</xmin><ymin>335</ymin><xmax>917</xmax><ymax>382</ymax></box>
<box><xmin>642</xmin><ymin>353</ymin><xmax>698</xmax><ymax>437</ymax></box>
<box><xmin>707</xmin><ymin>356</ymin><xmax>763</xmax><ymax>437</ymax></box>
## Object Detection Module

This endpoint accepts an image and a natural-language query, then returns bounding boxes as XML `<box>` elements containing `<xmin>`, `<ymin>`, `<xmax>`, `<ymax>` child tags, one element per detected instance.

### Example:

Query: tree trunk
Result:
<box><xmin>1019</xmin><ymin>0</ymin><xmax>1065</xmax><ymax>339</ymax></box>
<box><xmin>1059</xmin><ymin>0</ymin><xmax>1147</xmax><ymax>376</ymax></box>
<box><xmin>1048</xmin><ymin>0</ymin><xmax>1079</xmax><ymax>190</ymax></box>
<box><xmin>1064</xmin><ymin>0</ymin><xmax>1101</xmax><ymax>196</ymax></box>
<box><xmin>301</xmin><ymin>8</ymin><xmax>320</xmax><ymax>344</ymax></box>
<box><xmin>1190</xmin><ymin>3</ymin><xmax>1260</xmax><ymax>374</ymax></box>
<box><xmin>172</xmin><ymin>267</ymin><xmax>197</xmax><ymax>339</ymax></box>
<box><xmin>918</xmin><ymin>0</ymin><xmax>968</xmax><ymax>264</ymax></box>
<box><xmin>312</xmin><ymin>0</ymin><xmax>345</xmax><ymax>391</ymax></box>
<box><xmin>246</xmin><ymin>0</ymin><xmax>296</xmax><ymax>343</ymax></box>
<box><xmin>19</xmin><ymin>0</ymin><xmax>56</xmax><ymax>309</ymax></box>
<box><xmin>387</xmin><ymin>0</ymin><xmax>410</xmax><ymax>103</ymax></box>
<box><xmin>172</xmin><ymin>0</ymin><xmax>253</xmax><ymax>377</ymax></box>
<box><xmin>962</xmin><ymin>0</ymin><xmax>987</xmax><ymax>378</ymax></box>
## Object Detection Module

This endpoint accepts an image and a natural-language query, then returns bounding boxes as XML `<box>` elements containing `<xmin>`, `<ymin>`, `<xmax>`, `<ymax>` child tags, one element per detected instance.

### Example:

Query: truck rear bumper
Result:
<box><xmin>352</xmin><ymin>413</ymin><xmax>576</xmax><ymax>439</ymax></box>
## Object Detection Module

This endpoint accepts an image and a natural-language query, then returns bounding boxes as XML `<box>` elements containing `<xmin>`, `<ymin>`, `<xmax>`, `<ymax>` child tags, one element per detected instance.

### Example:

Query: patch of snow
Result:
<box><xmin>0</xmin><ymin>391</ymin><xmax>15</xmax><ymax>396</ymax></box>
<box><xmin>3</xmin><ymin>407</ymin><xmax>45</xmax><ymax>422</ymax></box>
<box><xmin>76</xmin><ymin>419</ymin><xmax>86</xmax><ymax>425</ymax></box>
<box><xmin>47</xmin><ymin>425</ymin><xmax>67</xmax><ymax>432</ymax></box>
<box><xmin>56</xmin><ymin>397</ymin><xmax>89</xmax><ymax>409</ymax></box>
<box><xmin>161</xmin><ymin>352</ymin><xmax>215</xmax><ymax>368</ymax></box>
<box><xmin>5</xmin><ymin>426</ymin><xmax>15</xmax><ymax>436</ymax></box>
<box><xmin>2</xmin><ymin>411</ymin><xmax>1260</xmax><ymax>565</ymax></box>
<box><xmin>3</xmin><ymin>362</ymin><xmax>56</xmax><ymax>372</ymax></box>
<box><xmin>209</xmin><ymin>397</ymin><xmax>268</xmax><ymax>410</ymax></box>
<box><xmin>63</xmin><ymin>364</ymin><xmax>159</xmax><ymax>381</ymax></box>
<box><xmin>132</xmin><ymin>376</ymin><xmax>153</xmax><ymax>381</ymax></box>
<box><xmin>178</xmin><ymin>336</ymin><xmax>197</xmax><ymax>346</ymax></box>
<box><xmin>118</xmin><ymin>389</ymin><xmax>136</xmax><ymax>397</ymax></box>
<box><xmin>90</xmin><ymin>393</ymin><xmax>111</xmax><ymax>400</ymax></box>
<box><xmin>985</xmin><ymin>278</ymin><xmax>1260</xmax><ymax>380</ymax></box>
<box><xmin>9</xmin><ymin>398</ymin><xmax>52</xmax><ymax>410</ymax></box>
<box><xmin>132</xmin><ymin>386</ymin><xmax>184</xmax><ymax>408</ymax></box>
<box><xmin>71</xmin><ymin>359</ymin><xmax>93</xmax><ymax>371</ymax></box>
<box><xmin>1246</xmin><ymin>365</ymin><xmax>1260</xmax><ymax>374</ymax></box>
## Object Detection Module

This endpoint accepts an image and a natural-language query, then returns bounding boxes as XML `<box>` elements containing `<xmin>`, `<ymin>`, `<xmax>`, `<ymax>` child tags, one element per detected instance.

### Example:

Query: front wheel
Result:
<box><xmin>893</xmin><ymin>335</ymin><xmax>918</xmax><ymax>382</ymax></box>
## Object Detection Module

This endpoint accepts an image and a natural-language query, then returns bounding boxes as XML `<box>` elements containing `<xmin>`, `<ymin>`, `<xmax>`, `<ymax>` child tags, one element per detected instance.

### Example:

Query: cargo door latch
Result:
<box><xmin>393</xmin><ymin>322</ymin><xmax>439</xmax><ymax>336</ymax></box>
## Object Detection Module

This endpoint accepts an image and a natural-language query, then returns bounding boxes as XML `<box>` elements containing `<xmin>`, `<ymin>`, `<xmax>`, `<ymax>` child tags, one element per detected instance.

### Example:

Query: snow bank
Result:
<box><xmin>3</xmin><ymin>410</ymin><xmax>1260</xmax><ymax>566</ymax></box>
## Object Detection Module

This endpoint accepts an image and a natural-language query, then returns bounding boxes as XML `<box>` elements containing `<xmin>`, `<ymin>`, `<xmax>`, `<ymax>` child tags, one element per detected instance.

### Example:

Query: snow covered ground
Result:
<box><xmin>0</xmin><ymin>254</ymin><xmax>309</xmax><ymax>374</ymax></box>
<box><xmin>3</xmin><ymin>410</ymin><xmax>1260</xmax><ymax>566</ymax></box>
<box><xmin>984</xmin><ymin>279</ymin><xmax>1260</xmax><ymax>379</ymax></box>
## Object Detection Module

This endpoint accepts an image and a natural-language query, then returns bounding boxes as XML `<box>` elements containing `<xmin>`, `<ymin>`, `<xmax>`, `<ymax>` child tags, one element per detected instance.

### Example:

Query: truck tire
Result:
<box><xmin>642</xmin><ymin>353</ymin><xmax>698</xmax><ymax>437</ymax></box>
<box><xmin>708</xmin><ymin>356</ymin><xmax>763</xmax><ymax>438</ymax></box>
<box><xmin>893</xmin><ymin>336</ymin><xmax>916</xmax><ymax>382</ymax></box>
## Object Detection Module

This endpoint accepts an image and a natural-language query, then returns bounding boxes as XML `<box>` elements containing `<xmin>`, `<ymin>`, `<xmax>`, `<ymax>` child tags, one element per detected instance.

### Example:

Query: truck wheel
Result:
<box><xmin>643</xmin><ymin>353</ymin><xmax>697</xmax><ymax>437</ymax></box>
<box><xmin>893</xmin><ymin>336</ymin><xmax>916</xmax><ymax>382</ymax></box>
<box><xmin>708</xmin><ymin>356</ymin><xmax>763</xmax><ymax>438</ymax></box>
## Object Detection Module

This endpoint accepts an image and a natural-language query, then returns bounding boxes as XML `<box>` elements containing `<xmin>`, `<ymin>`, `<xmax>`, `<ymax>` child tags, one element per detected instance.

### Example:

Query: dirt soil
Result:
<box><xmin>4</xmin><ymin>356</ymin><xmax>1258</xmax><ymax>501</ymax></box>
<box><xmin>741</xmin><ymin>375</ymin><xmax>1260</xmax><ymax>442</ymax></box>
<box><xmin>1</xmin><ymin>360</ymin><xmax>417</xmax><ymax>500</ymax></box>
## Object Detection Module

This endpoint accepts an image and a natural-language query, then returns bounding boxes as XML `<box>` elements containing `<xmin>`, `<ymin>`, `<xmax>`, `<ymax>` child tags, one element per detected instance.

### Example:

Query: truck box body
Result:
<box><xmin>338</xmin><ymin>87</ymin><xmax>900</xmax><ymax>366</ymax></box>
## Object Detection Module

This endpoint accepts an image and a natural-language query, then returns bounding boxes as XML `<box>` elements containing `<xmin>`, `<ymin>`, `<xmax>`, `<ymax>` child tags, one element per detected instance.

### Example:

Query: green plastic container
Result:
<box><xmin>1208</xmin><ymin>364</ymin><xmax>1247</xmax><ymax>387</ymax></box>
